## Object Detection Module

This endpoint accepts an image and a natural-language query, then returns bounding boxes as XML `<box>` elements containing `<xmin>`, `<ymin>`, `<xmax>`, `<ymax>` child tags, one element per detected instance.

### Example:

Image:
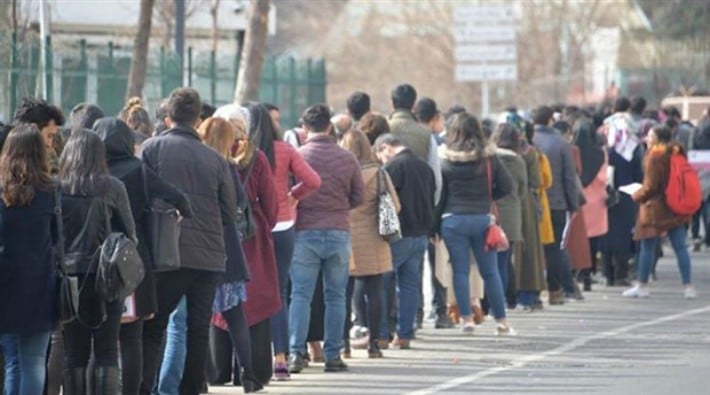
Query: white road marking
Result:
<box><xmin>407</xmin><ymin>305</ymin><xmax>710</xmax><ymax>395</ymax></box>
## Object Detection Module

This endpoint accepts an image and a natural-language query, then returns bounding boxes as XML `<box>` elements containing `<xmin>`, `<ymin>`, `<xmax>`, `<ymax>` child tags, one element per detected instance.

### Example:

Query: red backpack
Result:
<box><xmin>665</xmin><ymin>152</ymin><xmax>702</xmax><ymax>215</ymax></box>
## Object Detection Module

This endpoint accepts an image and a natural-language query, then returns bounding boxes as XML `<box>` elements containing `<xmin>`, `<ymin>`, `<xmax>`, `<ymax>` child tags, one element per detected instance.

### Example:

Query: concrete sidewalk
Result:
<box><xmin>208</xmin><ymin>252</ymin><xmax>710</xmax><ymax>395</ymax></box>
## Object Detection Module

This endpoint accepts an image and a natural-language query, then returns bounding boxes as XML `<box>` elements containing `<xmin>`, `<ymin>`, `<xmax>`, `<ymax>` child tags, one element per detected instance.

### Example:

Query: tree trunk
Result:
<box><xmin>210</xmin><ymin>0</ymin><xmax>220</xmax><ymax>52</ymax></box>
<box><xmin>234</xmin><ymin>0</ymin><xmax>270</xmax><ymax>103</ymax></box>
<box><xmin>126</xmin><ymin>0</ymin><xmax>155</xmax><ymax>100</ymax></box>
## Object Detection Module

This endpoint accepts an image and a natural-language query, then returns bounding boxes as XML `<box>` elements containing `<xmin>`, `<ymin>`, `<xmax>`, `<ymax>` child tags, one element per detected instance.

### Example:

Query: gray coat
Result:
<box><xmin>494</xmin><ymin>148</ymin><xmax>527</xmax><ymax>242</ymax></box>
<box><xmin>533</xmin><ymin>125</ymin><xmax>580</xmax><ymax>212</ymax></box>
<box><xmin>140</xmin><ymin>125</ymin><xmax>238</xmax><ymax>273</ymax></box>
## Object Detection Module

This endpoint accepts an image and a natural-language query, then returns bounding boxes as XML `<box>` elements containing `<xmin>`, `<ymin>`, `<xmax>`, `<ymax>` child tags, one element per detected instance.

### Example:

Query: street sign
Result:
<box><xmin>455</xmin><ymin>64</ymin><xmax>517</xmax><ymax>83</ymax></box>
<box><xmin>454</xmin><ymin>44</ymin><xmax>517</xmax><ymax>62</ymax></box>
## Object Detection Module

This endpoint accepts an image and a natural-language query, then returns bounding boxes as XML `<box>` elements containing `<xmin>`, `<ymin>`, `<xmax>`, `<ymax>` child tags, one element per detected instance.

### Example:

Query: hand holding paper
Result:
<box><xmin>618</xmin><ymin>183</ymin><xmax>642</xmax><ymax>196</ymax></box>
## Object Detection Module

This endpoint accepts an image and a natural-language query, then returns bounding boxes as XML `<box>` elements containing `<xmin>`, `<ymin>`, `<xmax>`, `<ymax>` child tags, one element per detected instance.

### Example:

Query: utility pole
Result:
<box><xmin>175</xmin><ymin>0</ymin><xmax>185</xmax><ymax>84</ymax></box>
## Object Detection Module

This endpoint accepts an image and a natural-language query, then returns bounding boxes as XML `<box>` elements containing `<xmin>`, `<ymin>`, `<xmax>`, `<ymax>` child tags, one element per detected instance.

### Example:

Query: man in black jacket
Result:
<box><xmin>139</xmin><ymin>87</ymin><xmax>238</xmax><ymax>395</ymax></box>
<box><xmin>374</xmin><ymin>134</ymin><xmax>436</xmax><ymax>349</ymax></box>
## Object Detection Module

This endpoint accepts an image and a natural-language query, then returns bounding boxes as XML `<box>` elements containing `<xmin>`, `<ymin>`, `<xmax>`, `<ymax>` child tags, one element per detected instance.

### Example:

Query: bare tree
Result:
<box><xmin>126</xmin><ymin>0</ymin><xmax>155</xmax><ymax>99</ymax></box>
<box><xmin>209</xmin><ymin>0</ymin><xmax>221</xmax><ymax>52</ymax></box>
<box><xmin>153</xmin><ymin>0</ymin><xmax>204</xmax><ymax>50</ymax></box>
<box><xmin>234</xmin><ymin>0</ymin><xmax>270</xmax><ymax>103</ymax></box>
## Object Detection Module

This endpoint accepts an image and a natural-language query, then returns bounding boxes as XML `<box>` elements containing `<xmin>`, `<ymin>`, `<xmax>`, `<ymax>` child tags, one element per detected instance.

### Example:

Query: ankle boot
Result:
<box><xmin>448</xmin><ymin>304</ymin><xmax>460</xmax><ymax>324</ymax></box>
<box><xmin>64</xmin><ymin>368</ymin><xmax>87</xmax><ymax>395</ymax></box>
<box><xmin>93</xmin><ymin>366</ymin><xmax>119</xmax><ymax>395</ymax></box>
<box><xmin>614</xmin><ymin>254</ymin><xmax>631</xmax><ymax>286</ymax></box>
<box><xmin>241</xmin><ymin>371</ymin><xmax>263</xmax><ymax>393</ymax></box>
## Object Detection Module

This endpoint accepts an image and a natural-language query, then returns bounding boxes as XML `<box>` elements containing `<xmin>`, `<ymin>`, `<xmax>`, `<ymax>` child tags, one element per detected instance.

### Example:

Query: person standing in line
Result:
<box><xmin>198</xmin><ymin>116</ymin><xmax>263</xmax><ymax>392</ymax></box>
<box><xmin>288</xmin><ymin>104</ymin><xmax>364</xmax><ymax>374</ymax></box>
<box><xmin>92</xmin><ymin>117</ymin><xmax>193</xmax><ymax>395</ymax></box>
<box><xmin>532</xmin><ymin>106</ymin><xmax>581</xmax><ymax>305</ymax></box>
<box><xmin>413</xmin><ymin>97</ymin><xmax>453</xmax><ymax>329</ymax></box>
<box><xmin>623</xmin><ymin>125</ymin><xmax>697</xmax><ymax>299</ymax></box>
<box><xmin>139</xmin><ymin>88</ymin><xmax>238</xmax><ymax>395</ymax></box>
<box><xmin>490</xmin><ymin>123</ymin><xmax>528</xmax><ymax>307</ymax></box>
<box><xmin>346</xmin><ymin>91</ymin><xmax>371</xmax><ymax>130</ymax></box>
<box><xmin>59</xmin><ymin>130</ymin><xmax>137</xmax><ymax>394</ymax></box>
<box><xmin>435</xmin><ymin>113</ymin><xmax>516</xmax><ymax>336</ymax></box>
<box><xmin>387</xmin><ymin>84</ymin><xmax>442</xmax><ymax>330</ymax></box>
<box><xmin>374</xmin><ymin>134</ymin><xmax>436</xmax><ymax>348</ymax></box>
<box><xmin>0</xmin><ymin>125</ymin><xmax>58</xmax><ymax>395</ymax></box>
<box><xmin>573</xmin><ymin>118</ymin><xmax>609</xmax><ymax>291</ymax></box>
<box><xmin>247</xmin><ymin>106</ymin><xmax>321</xmax><ymax>380</ymax></box>
<box><xmin>340</xmin><ymin>130</ymin><xmax>400</xmax><ymax>359</ymax></box>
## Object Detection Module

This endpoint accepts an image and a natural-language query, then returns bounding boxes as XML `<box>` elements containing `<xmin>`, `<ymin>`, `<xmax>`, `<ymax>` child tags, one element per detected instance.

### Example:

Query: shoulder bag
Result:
<box><xmin>484</xmin><ymin>159</ymin><xmax>510</xmax><ymax>252</ymax></box>
<box><xmin>55</xmin><ymin>187</ymin><xmax>80</xmax><ymax>324</ymax></box>
<box><xmin>376</xmin><ymin>168</ymin><xmax>402</xmax><ymax>243</ymax></box>
<box><xmin>142</xmin><ymin>165</ymin><xmax>182</xmax><ymax>272</ymax></box>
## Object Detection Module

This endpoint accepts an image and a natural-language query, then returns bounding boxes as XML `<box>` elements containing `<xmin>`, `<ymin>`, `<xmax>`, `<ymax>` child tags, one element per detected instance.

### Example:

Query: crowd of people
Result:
<box><xmin>0</xmin><ymin>83</ymin><xmax>708</xmax><ymax>395</ymax></box>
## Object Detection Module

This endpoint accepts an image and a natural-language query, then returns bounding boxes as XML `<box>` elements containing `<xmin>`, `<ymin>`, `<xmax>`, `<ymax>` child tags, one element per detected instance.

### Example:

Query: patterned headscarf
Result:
<box><xmin>214</xmin><ymin>104</ymin><xmax>255</xmax><ymax>168</ymax></box>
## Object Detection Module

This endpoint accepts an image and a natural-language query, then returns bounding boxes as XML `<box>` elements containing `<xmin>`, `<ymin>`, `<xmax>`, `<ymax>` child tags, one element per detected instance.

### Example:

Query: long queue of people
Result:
<box><xmin>0</xmin><ymin>84</ymin><xmax>706</xmax><ymax>395</ymax></box>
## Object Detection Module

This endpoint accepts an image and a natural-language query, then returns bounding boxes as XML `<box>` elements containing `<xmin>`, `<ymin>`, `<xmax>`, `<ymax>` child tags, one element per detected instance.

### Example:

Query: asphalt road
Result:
<box><xmin>208</xmin><ymin>250</ymin><xmax>710</xmax><ymax>395</ymax></box>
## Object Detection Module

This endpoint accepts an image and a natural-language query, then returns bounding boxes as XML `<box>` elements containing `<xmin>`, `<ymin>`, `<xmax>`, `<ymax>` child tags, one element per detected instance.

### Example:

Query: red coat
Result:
<box><xmin>240</xmin><ymin>150</ymin><xmax>280</xmax><ymax>326</ymax></box>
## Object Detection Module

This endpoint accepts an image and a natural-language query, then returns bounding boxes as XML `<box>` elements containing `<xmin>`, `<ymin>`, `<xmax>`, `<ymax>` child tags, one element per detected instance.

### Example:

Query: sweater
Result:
<box><xmin>296</xmin><ymin>134</ymin><xmax>364</xmax><ymax>231</ymax></box>
<box><xmin>383</xmin><ymin>149</ymin><xmax>436</xmax><ymax>237</ymax></box>
<box><xmin>272</xmin><ymin>141</ymin><xmax>321</xmax><ymax>224</ymax></box>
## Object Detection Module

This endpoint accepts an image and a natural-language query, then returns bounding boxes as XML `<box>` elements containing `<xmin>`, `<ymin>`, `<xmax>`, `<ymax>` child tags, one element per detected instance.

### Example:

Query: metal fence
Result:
<box><xmin>0</xmin><ymin>33</ymin><xmax>326</xmax><ymax>130</ymax></box>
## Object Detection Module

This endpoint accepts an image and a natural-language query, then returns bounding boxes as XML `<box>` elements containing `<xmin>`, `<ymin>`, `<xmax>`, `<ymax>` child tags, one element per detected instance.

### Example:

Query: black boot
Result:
<box><xmin>241</xmin><ymin>371</ymin><xmax>263</xmax><ymax>393</ymax></box>
<box><xmin>603</xmin><ymin>253</ymin><xmax>615</xmax><ymax>286</ymax></box>
<box><xmin>63</xmin><ymin>368</ymin><xmax>87</xmax><ymax>395</ymax></box>
<box><xmin>614</xmin><ymin>254</ymin><xmax>631</xmax><ymax>286</ymax></box>
<box><xmin>93</xmin><ymin>366</ymin><xmax>119</xmax><ymax>395</ymax></box>
<box><xmin>581</xmin><ymin>269</ymin><xmax>592</xmax><ymax>292</ymax></box>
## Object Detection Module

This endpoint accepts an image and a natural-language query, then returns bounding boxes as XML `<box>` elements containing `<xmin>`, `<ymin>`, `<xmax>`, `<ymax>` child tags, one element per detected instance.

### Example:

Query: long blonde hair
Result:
<box><xmin>198</xmin><ymin>117</ymin><xmax>236</xmax><ymax>160</ymax></box>
<box><xmin>339</xmin><ymin>129</ymin><xmax>374</xmax><ymax>164</ymax></box>
<box><xmin>120</xmin><ymin>97</ymin><xmax>153</xmax><ymax>136</ymax></box>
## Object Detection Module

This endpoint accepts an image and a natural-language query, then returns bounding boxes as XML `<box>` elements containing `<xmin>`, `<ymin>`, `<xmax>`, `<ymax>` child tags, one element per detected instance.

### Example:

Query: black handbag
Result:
<box><xmin>54</xmin><ymin>187</ymin><xmax>79</xmax><ymax>324</ymax></box>
<box><xmin>142</xmin><ymin>165</ymin><xmax>182</xmax><ymax>272</ymax></box>
<box><xmin>236</xmin><ymin>156</ymin><xmax>257</xmax><ymax>241</ymax></box>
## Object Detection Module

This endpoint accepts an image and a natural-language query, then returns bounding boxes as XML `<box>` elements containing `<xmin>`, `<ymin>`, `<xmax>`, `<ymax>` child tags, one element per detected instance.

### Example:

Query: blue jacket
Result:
<box><xmin>0</xmin><ymin>190</ymin><xmax>57</xmax><ymax>334</ymax></box>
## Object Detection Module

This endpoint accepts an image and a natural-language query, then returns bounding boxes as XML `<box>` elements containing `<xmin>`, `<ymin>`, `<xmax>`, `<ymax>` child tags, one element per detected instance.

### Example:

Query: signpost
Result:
<box><xmin>452</xmin><ymin>4</ymin><xmax>517</xmax><ymax>116</ymax></box>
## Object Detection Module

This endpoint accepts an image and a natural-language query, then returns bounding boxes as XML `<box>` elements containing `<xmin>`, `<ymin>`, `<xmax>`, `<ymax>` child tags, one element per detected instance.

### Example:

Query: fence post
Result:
<box><xmin>288</xmin><ymin>57</ymin><xmax>296</xmax><ymax>124</ymax></box>
<box><xmin>45</xmin><ymin>35</ymin><xmax>54</xmax><ymax>102</ymax></box>
<box><xmin>80</xmin><ymin>39</ymin><xmax>87</xmax><ymax>102</ymax></box>
<box><xmin>187</xmin><ymin>47</ymin><xmax>193</xmax><ymax>87</ymax></box>
<box><xmin>10</xmin><ymin>32</ymin><xmax>18</xmax><ymax>116</ymax></box>
<box><xmin>271</xmin><ymin>57</ymin><xmax>277</xmax><ymax>105</ymax></box>
<box><xmin>306</xmin><ymin>58</ymin><xmax>313</xmax><ymax>105</ymax></box>
<box><xmin>159</xmin><ymin>47</ymin><xmax>166</xmax><ymax>98</ymax></box>
<box><xmin>210</xmin><ymin>50</ymin><xmax>216</xmax><ymax>106</ymax></box>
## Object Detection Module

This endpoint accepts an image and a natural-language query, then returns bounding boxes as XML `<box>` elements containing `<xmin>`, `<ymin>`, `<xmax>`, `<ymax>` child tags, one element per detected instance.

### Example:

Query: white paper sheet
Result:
<box><xmin>619</xmin><ymin>183</ymin><xmax>642</xmax><ymax>196</ymax></box>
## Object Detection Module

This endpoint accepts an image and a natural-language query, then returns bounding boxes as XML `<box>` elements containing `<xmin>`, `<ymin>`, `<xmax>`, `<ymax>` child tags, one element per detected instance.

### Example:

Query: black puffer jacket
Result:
<box><xmin>140</xmin><ymin>124</ymin><xmax>238</xmax><ymax>272</ymax></box>
<box><xmin>93</xmin><ymin>117</ymin><xmax>193</xmax><ymax>316</ymax></box>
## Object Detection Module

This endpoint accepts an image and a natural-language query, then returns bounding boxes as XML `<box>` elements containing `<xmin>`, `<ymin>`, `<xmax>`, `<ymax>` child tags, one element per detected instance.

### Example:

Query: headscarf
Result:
<box><xmin>573</xmin><ymin>119</ymin><xmax>605</xmax><ymax>187</ymax></box>
<box><xmin>214</xmin><ymin>104</ymin><xmax>254</xmax><ymax>169</ymax></box>
<box><xmin>604</xmin><ymin>112</ymin><xmax>639</xmax><ymax>162</ymax></box>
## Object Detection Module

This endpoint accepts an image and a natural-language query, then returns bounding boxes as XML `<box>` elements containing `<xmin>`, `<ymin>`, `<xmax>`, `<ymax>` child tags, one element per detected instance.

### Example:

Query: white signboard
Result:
<box><xmin>453</xmin><ymin>25</ymin><xmax>516</xmax><ymax>43</ymax></box>
<box><xmin>454</xmin><ymin>44</ymin><xmax>517</xmax><ymax>62</ymax></box>
<box><xmin>453</xmin><ymin>5</ymin><xmax>515</xmax><ymax>23</ymax></box>
<box><xmin>455</xmin><ymin>64</ymin><xmax>517</xmax><ymax>82</ymax></box>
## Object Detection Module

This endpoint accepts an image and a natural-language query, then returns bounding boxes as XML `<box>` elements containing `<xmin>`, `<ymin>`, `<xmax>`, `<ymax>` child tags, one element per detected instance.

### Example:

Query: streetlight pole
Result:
<box><xmin>175</xmin><ymin>0</ymin><xmax>185</xmax><ymax>84</ymax></box>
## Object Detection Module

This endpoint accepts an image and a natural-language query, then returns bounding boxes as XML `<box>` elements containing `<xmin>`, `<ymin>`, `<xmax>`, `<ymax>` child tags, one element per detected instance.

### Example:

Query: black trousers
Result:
<box><xmin>233</xmin><ymin>319</ymin><xmax>272</xmax><ymax>385</ymax></box>
<box><xmin>140</xmin><ymin>269</ymin><xmax>219</xmax><ymax>395</ymax></box>
<box><xmin>120</xmin><ymin>319</ymin><xmax>144</xmax><ymax>395</ymax></box>
<box><xmin>544</xmin><ymin>210</ymin><xmax>575</xmax><ymax>292</ymax></box>
<box><xmin>207</xmin><ymin>325</ymin><xmax>236</xmax><ymax>385</ymax></box>
<box><xmin>353</xmin><ymin>274</ymin><xmax>384</xmax><ymax>343</ymax></box>
<box><xmin>427</xmin><ymin>242</ymin><xmax>447</xmax><ymax>317</ymax></box>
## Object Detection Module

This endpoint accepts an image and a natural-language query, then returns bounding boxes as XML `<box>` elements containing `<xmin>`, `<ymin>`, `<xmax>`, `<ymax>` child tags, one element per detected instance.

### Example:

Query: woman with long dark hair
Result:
<box><xmin>92</xmin><ymin>117</ymin><xmax>192</xmax><ymax>395</ymax></box>
<box><xmin>573</xmin><ymin>118</ymin><xmax>608</xmax><ymax>291</ymax></box>
<box><xmin>0</xmin><ymin>124</ymin><xmax>57</xmax><ymax>395</ymax></box>
<box><xmin>246</xmin><ymin>103</ymin><xmax>320</xmax><ymax>379</ymax></box>
<box><xmin>58</xmin><ymin>129</ymin><xmax>136</xmax><ymax>394</ymax></box>
<box><xmin>436</xmin><ymin>113</ymin><xmax>516</xmax><ymax>335</ymax></box>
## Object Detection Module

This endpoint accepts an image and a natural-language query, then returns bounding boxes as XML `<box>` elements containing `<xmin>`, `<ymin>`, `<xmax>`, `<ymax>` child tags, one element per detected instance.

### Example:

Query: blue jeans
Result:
<box><xmin>638</xmin><ymin>226</ymin><xmax>691</xmax><ymax>284</ymax></box>
<box><xmin>288</xmin><ymin>230</ymin><xmax>350</xmax><ymax>361</ymax></box>
<box><xmin>271</xmin><ymin>228</ymin><xmax>295</xmax><ymax>356</ymax></box>
<box><xmin>157</xmin><ymin>296</ymin><xmax>187</xmax><ymax>395</ymax></box>
<box><xmin>442</xmin><ymin>214</ymin><xmax>507</xmax><ymax>320</ymax></box>
<box><xmin>380</xmin><ymin>237</ymin><xmax>427</xmax><ymax>340</ymax></box>
<box><xmin>0</xmin><ymin>332</ymin><xmax>50</xmax><ymax>395</ymax></box>
<box><xmin>497</xmin><ymin>249</ymin><xmax>512</xmax><ymax>293</ymax></box>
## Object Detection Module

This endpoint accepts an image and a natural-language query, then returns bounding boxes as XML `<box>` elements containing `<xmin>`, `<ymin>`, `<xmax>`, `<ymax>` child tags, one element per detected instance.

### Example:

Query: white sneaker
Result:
<box><xmin>684</xmin><ymin>286</ymin><xmax>697</xmax><ymax>299</ymax></box>
<box><xmin>622</xmin><ymin>285</ymin><xmax>650</xmax><ymax>298</ymax></box>
<box><xmin>495</xmin><ymin>323</ymin><xmax>517</xmax><ymax>337</ymax></box>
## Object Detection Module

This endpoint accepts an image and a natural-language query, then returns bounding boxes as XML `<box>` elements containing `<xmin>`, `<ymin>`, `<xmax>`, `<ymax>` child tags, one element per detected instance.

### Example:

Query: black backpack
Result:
<box><xmin>236</xmin><ymin>155</ymin><xmax>258</xmax><ymax>241</ymax></box>
<box><xmin>95</xmin><ymin>201</ymin><xmax>145</xmax><ymax>302</ymax></box>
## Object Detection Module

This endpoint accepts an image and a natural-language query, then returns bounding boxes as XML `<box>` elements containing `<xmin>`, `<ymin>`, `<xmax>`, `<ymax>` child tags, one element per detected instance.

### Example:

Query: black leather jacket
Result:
<box><xmin>61</xmin><ymin>177</ymin><xmax>136</xmax><ymax>275</ymax></box>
